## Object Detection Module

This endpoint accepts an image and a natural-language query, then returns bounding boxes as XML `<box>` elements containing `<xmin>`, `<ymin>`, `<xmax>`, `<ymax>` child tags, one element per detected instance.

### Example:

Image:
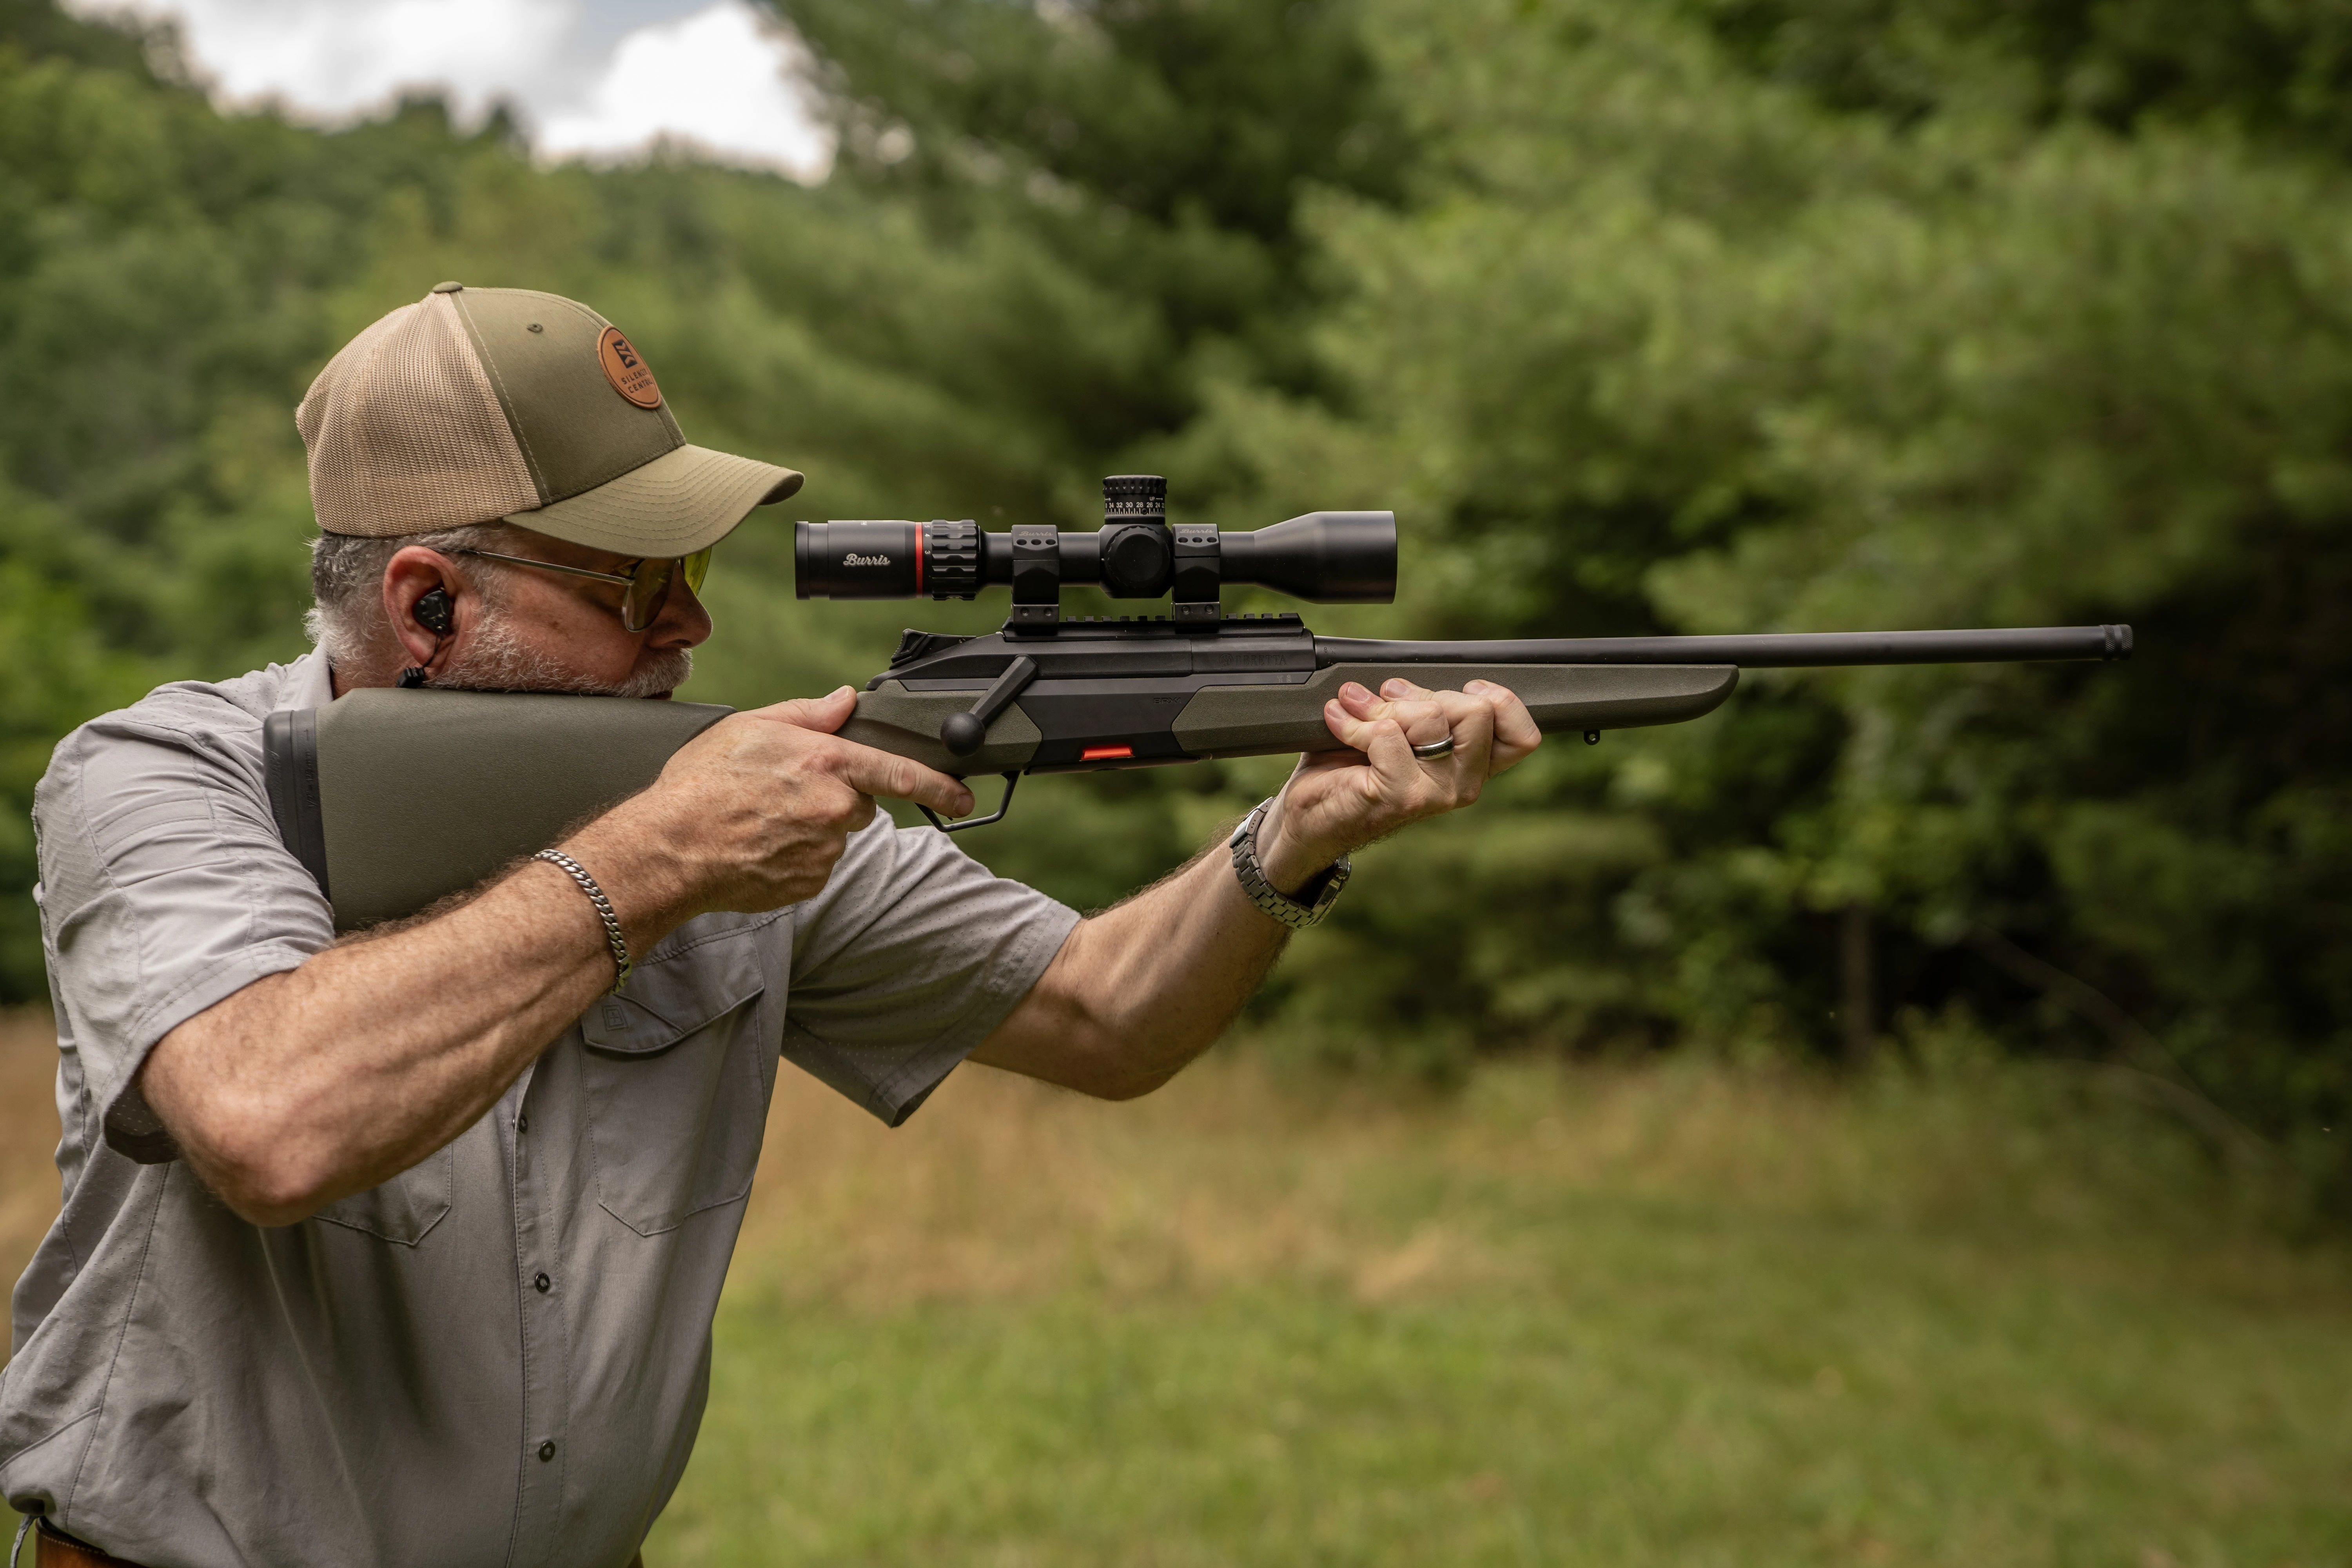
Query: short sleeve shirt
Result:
<box><xmin>0</xmin><ymin>651</ymin><xmax>1078</xmax><ymax>1568</ymax></box>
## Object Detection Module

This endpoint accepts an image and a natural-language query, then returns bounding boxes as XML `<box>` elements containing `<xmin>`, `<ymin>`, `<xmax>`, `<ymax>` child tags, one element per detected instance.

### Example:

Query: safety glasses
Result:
<box><xmin>455</xmin><ymin>547</ymin><xmax>712</xmax><ymax>633</ymax></box>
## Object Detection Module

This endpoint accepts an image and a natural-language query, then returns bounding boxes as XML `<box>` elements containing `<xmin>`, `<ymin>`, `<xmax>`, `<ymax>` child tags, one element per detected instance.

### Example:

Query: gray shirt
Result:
<box><xmin>0</xmin><ymin>652</ymin><xmax>1079</xmax><ymax>1568</ymax></box>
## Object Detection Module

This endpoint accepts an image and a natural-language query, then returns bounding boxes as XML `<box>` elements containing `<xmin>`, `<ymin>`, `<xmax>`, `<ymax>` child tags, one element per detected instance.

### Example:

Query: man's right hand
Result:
<box><xmin>570</xmin><ymin>686</ymin><xmax>975</xmax><ymax>942</ymax></box>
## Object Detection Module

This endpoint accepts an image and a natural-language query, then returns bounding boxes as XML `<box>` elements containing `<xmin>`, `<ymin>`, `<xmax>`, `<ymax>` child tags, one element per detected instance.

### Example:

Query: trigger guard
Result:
<box><xmin>917</xmin><ymin>771</ymin><xmax>1020</xmax><ymax>834</ymax></box>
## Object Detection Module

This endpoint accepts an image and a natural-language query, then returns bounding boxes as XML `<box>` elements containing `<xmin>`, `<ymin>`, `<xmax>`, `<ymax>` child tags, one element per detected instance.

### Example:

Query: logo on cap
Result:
<box><xmin>597</xmin><ymin>327</ymin><xmax>663</xmax><ymax>409</ymax></box>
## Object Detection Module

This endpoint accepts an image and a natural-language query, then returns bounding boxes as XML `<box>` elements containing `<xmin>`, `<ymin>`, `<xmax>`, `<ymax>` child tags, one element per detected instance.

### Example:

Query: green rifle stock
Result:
<box><xmin>265</xmin><ymin>690</ymin><xmax>731</xmax><ymax>932</ymax></box>
<box><xmin>265</xmin><ymin>621</ymin><xmax>2130</xmax><ymax>932</ymax></box>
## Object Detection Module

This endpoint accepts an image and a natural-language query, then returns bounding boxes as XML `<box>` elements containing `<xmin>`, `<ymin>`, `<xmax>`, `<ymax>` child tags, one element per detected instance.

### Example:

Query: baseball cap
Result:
<box><xmin>296</xmin><ymin>281</ymin><xmax>801</xmax><ymax>555</ymax></box>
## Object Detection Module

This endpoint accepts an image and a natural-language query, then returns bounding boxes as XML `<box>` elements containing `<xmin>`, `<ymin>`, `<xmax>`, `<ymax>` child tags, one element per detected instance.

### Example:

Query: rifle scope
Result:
<box><xmin>795</xmin><ymin>475</ymin><xmax>1395</xmax><ymax>630</ymax></box>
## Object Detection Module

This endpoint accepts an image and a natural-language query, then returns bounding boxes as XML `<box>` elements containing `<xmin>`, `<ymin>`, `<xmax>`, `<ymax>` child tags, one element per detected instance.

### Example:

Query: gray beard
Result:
<box><xmin>433</xmin><ymin>617</ymin><xmax>693</xmax><ymax>699</ymax></box>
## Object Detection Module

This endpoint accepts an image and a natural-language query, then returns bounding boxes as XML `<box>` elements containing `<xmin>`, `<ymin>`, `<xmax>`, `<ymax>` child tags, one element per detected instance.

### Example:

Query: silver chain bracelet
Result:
<box><xmin>534</xmin><ymin>849</ymin><xmax>633</xmax><ymax>995</ymax></box>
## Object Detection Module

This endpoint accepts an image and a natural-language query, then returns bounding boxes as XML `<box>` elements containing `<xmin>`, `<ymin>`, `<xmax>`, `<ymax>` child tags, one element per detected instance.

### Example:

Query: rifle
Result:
<box><xmin>266</xmin><ymin>475</ymin><xmax>2132</xmax><ymax>931</ymax></box>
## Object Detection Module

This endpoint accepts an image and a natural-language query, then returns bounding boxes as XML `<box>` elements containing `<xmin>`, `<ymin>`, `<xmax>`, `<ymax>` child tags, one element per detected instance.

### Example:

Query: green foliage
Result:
<box><xmin>785</xmin><ymin>0</ymin><xmax>1411</xmax><ymax>400</ymax></box>
<box><xmin>1</xmin><ymin>0</ymin><xmax>2347</xmax><ymax>1199</ymax></box>
<box><xmin>1695</xmin><ymin>0</ymin><xmax>2352</xmax><ymax>154</ymax></box>
<box><xmin>1152</xmin><ymin>0</ymin><xmax>2352</xmax><ymax>1197</ymax></box>
<box><xmin>0</xmin><ymin>486</ymin><xmax>146</xmax><ymax>995</ymax></box>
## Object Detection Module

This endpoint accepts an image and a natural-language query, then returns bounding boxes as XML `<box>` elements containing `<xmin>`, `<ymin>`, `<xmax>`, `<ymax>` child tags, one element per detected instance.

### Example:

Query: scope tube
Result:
<box><xmin>1316</xmin><ymin>625</ymin><xmax>2133</xmax><ymax>667</ymax></box>
<box><xmin>796</xmin><ymin>511</ymin><xmax>1399</xmax><ymax>603</ymax></box>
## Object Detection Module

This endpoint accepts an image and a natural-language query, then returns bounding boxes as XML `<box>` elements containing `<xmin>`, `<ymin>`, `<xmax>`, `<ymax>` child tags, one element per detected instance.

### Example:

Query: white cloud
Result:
<box><xmin>66</xmin><ymin>0</ymin><xmax>831</xmax><ymax>180</ymax></box>
<box><xmin>537</xmin><ymin>3</ymin><xmax>829</xmax><ymax>177</ymax></box>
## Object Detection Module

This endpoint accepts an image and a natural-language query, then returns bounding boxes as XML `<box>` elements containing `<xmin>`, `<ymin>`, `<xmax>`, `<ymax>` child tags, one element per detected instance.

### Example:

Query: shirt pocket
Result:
<box><xmin>579</xmin><ymin>927</ymin><xmax>777</xmax><ymax>1237</ymax></box>
<box><xmin>315</xmin><ymin>1146</ymin><xmax>455</xmax><ymax>1245</ymax></box>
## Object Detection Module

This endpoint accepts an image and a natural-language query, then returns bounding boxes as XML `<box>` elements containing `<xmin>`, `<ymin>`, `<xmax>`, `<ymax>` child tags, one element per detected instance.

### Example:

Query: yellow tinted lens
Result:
<box><xmin>620</xmin><ymin>551</ymin><xmax>710</xmax><ymax>631</ymax></box>
<box><xmin>621</xmin><ymin>557</ymin><xmax>674</xmax><ymax>632</ymax></box>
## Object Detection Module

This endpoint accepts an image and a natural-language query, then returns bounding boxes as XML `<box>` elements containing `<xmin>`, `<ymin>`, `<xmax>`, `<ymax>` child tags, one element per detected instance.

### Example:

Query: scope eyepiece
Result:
<box><xmin>795</xmin><ymin>519</ymin><xmax>988</xmax><ymax>601</ymax></box>
<box><xmin>795</xmin><ymin>520</ymin><xmax>918</xmax><ymax>599</ymax></box>
<box><xmin>793</xmin><ymin>477</ymin><xmax>1397</xmax><ymax>610</ymax></box>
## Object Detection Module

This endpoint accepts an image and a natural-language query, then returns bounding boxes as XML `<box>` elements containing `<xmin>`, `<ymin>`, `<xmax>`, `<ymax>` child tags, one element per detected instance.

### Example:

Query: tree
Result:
<box><xmin>1180</xmin><ymin>0</ymin><xmax>2350</xmax><ymax>1198</ymax></box>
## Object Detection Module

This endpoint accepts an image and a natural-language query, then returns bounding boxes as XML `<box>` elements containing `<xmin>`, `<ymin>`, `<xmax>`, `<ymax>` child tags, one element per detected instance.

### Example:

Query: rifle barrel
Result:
<box><xmin>1316</xmin><ymin>624</ymin><xmax>2132</xmax><ymax>669</ymax></box>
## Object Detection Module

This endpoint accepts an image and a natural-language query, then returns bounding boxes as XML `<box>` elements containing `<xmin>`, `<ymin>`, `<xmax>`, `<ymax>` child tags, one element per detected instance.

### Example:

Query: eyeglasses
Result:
<box><xmin>454</xmin><ymin>547</ymin><xmax>711</xmax><ymax>633</ymax></box>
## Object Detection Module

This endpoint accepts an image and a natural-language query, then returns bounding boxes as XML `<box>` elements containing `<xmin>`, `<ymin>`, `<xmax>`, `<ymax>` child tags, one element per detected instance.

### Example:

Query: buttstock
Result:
<box><xmin>279</xmin><ymin>688</ymin><xmax>733</xmax><ymax>931</ymax></box>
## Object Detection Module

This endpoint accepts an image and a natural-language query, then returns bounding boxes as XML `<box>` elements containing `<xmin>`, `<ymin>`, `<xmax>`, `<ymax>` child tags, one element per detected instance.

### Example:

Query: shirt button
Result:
<box><xmin>517</xmin><ymin>1114</ymin><xmax>530</xmax><ymax>1134</ymax></box>
<box><xmin>535</xmin><ymin>1272</ymin><xmax>552</xmax><ymax>1294</ymax></box>
<box><xmin>539</xmin><ymin>1440</ymin><xmax>556</xmax><ymax>1462</ymax></box>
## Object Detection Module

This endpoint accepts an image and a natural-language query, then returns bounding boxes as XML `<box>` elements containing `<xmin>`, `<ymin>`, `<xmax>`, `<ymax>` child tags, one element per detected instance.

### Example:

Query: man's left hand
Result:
<box><xmin>1255</xmin><ymin>677</ymin><xmax>1543</xmax><ymax>894</ymax></box>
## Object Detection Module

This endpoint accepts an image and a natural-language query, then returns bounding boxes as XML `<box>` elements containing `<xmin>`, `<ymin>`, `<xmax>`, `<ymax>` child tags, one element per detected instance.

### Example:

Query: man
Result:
<box><xmin>1</xmin><ymin>284</ymin><xmax>1537</xmax><ymax>1568</ymax></box>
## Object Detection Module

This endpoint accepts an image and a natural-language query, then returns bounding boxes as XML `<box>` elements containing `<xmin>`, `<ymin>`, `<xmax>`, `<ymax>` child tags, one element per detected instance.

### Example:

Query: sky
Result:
<box><xmin>65</xmin><ymin>0</ymin><xmax>834</xmax><ymax>179</ymax></box>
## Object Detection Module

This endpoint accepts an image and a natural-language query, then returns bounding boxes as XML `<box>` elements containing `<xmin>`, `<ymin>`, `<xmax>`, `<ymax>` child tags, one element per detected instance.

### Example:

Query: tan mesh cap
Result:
<box><xmin>296</xmin><ymin>282</ymin><xmax>802</xmax><ymax>555</ymax></box>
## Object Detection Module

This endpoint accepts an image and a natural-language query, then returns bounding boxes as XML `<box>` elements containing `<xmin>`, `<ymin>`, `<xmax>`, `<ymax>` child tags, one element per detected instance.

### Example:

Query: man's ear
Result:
<box><xmin>382</xmin><ymin>547</ymin><xmax>465</xmax><ymax>673</ymax></box>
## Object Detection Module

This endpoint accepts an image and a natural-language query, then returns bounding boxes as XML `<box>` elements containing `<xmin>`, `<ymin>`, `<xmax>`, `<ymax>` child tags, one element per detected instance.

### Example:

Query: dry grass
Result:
<box><xmin>739</xmin><ymin>1050</ymin><xmax>1524</xmax><ymax>1308</ymax></box>
<box><xmin>733</xmin><ymin>1043</ymin><xmax>2344</xmax><ymax>1315</ymax></box>
<box><xmin>0</xmin><ymin>1012</ymin><xmax>62</xmax><ymax>1294</ymax></box>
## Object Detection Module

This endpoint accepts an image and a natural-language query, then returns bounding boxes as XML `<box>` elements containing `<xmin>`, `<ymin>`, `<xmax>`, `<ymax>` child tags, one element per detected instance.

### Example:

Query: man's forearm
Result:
<box><xmin>140</xmin><ymin>857</ymin><xmax>632</xmax><ymax>1225</ymax></box>
<box><xmin>971</xmin><ymin>833</ymin><xmax>1293</xmax><ymax>1098</ymax></box>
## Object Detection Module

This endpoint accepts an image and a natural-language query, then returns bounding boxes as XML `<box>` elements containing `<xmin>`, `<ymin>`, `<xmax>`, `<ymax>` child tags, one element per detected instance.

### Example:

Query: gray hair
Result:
<box><xmin>305</xmin><ymin>524</ymin><xmax>518</xmax><ymax>666</ymax></box>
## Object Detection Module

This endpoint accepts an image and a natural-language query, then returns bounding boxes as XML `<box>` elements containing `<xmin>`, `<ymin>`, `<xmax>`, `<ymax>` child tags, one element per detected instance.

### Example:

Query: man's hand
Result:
<box><xmin>568</xmin><ymin>686</ymin><xmax>974</xmax><ymax>942</ymax></box>
<box><xmin>1255</xmin><ymin>677</ymin><xmax>1541</xmax><ymax>894</ymax></box>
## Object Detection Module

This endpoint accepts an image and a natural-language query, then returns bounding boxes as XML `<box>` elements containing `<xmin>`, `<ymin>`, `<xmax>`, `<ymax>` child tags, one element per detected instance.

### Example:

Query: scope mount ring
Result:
<box><xmin>918</xmin><ymin>770</ymin><xmax>1020</xmax><ymax>834</ymax></box>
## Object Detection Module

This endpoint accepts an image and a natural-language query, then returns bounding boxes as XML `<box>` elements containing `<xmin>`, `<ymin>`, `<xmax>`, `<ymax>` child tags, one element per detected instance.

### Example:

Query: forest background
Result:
<box><xmin>1</xmin><ymin>0</ymin><xmax>2345</xmax><ymax>1202</ymax></box>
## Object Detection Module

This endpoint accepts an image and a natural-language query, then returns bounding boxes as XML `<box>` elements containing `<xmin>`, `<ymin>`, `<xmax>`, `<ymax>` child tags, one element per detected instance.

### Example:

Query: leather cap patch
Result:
<box><xmin>597</xmin><ymin>326</ymin><xmax>663</xmax><ymax>409</ymax></box>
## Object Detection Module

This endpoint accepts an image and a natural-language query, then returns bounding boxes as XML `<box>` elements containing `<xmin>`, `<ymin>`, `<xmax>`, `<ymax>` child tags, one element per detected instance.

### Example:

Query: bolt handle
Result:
<box><xmin>940</xmin><ymin>655</ymin><xmax>1040</xmax><ymax>757</ymax></box>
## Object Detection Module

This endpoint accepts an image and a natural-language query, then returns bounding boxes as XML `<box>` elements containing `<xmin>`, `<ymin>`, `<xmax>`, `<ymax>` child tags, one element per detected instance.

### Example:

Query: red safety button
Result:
<box><xmin>1080</xmin><ymin>744</ymin><xmax>1134</xmax><ymax>761</ymax></box>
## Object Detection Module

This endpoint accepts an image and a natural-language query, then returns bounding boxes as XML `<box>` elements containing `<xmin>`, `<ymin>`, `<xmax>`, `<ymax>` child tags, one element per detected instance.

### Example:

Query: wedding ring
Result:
<box><xmin>1411</xmin><ymin>735</ymin><xmax>1456</xmax><ymax>760</ymax></box>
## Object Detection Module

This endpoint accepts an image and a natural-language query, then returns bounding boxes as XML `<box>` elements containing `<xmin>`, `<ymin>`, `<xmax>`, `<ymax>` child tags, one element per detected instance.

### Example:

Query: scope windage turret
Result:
<box><xmin>794</xmin><ymin>475</ymin><xmax>1397</xmax><ymax>610</ymax></box>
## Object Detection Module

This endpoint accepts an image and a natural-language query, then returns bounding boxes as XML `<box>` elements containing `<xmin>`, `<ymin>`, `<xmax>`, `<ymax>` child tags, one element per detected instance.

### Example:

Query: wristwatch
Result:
<box><xmin>1229</xmin><ymin>797</ymin><xmax>1351</xmax><ymax>930</ymax></box>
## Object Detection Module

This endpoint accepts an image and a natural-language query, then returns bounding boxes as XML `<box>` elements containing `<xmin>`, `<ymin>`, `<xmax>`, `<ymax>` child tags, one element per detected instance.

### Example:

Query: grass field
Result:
<box><xmin>4</xmin><ymin>1016</ymin><xmax>2348</xmax><ymax>1565</ymax></box>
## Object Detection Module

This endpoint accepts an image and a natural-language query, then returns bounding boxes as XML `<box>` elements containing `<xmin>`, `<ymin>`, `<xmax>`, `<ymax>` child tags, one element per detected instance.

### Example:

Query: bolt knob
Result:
<box><xmin>941</xmin><ymin>711</ymin><xmax>986</xmax><ymax>756</ymax></box>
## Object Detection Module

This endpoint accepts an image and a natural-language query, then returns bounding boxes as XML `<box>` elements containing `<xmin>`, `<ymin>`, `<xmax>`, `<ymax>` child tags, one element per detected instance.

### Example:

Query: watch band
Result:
<box><xmin>1229</xmin><ymin>797</ymin><xmax>1351</xmax><ymax>930</ymax></box>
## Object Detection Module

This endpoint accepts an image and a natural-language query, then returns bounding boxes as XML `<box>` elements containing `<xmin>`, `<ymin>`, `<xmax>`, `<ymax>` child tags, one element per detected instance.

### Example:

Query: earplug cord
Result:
<box><xmin>398</xmin><ymin>585</ymin><xmax>456</xmax><ymax>688</ymax></box>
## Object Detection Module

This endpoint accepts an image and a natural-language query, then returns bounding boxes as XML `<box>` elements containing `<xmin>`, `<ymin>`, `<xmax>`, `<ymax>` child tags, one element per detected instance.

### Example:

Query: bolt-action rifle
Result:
<box><xmin>265</xmin><ymin>475</ymin><xmax>2132</xmax><ymax>931</ymax></box>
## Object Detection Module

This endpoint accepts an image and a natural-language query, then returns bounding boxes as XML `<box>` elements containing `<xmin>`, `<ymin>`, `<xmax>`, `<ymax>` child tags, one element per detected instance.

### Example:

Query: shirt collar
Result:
<box><xmin>284</xmin><ymin>648</ymin><xmax>336</xmax><ymax>712</ymax></box>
